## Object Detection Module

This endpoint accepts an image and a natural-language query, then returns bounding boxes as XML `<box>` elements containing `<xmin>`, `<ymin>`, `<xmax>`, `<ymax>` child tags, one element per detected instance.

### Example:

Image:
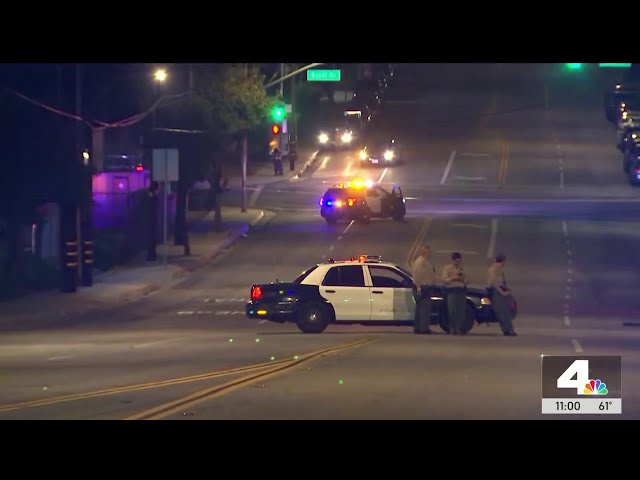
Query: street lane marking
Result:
<box><xmin>406</xmin><ymin>217</ymin><xmax>432</xmax><ymax>266</ymax></box>
<box><xmin>497</xmin><ymin>142</ymin><xmax>509</xmax><ymax>186</ymax></box>
<box><xmin>568</xmin><ymin>268</ymin><xmax>572</xmax><ymax>275</ymax></box>
<box><xmin>564</xmin><ymin>316</ymin><xmax>570</xmax><ymax>327</ymax></box>
<box><xmin>0</xmin><ymin>355</ymin><xmax>305</xmax><ymax>414</ymax></box>
<box><xmin>177</xmin><ymin>311</ymin><xmax>194</xmax><ymax>315</ymax></box>
<box><xmin>454</xmin><ymin>176</ymin><xmax>485</xmax><ymax>181</ymax></box>
<box><xmin>319</xmin><ymin>156</ymin><xmax>330</xmax><ymax>170</ymax></box>
<box><xmin>571</xmin><ymin>339</ymin><xmax>583</xmax><ymax>353</ymax></box>
<box><xmin>343</xmin><ymin>220</ymin><xmax>355</xmax><ymax>235</ymax></box>
<box><xmin>337</xmin><ymin>236</ymin><xmax>343</xmax><ymax>241</ymax></box>
<box><xmin>460</xmin><ymin>152</ymin><xmax>490</xmax><ymax>157</ymax></box>
<box><xmin>342</xmin><ymin>160</ymin><xmax>353</xmax><ymax>176</ymax></box>
<box><xmin>249</xmin><ymin>185</ymin><xmax>265</xmax><ymax>207</ymax></box>
<box><xmin>545</xmin><ymin>84</ymin><xmax>550</xmax><ymax>109</ymax></box>
<box><xmin>48</xmin><ymin>355</ymin><xmax>73</xmax><ymax>361</ymax></box>
<box><xmin>487</xmin><ymin>218</ymin><xmax>498</xmax><ymax>259</ymax></box>
<box><xmin>126</xmin><ymin>337</ymin><xmax>378</xmax><ymax>420</ymax></box>
<box><xmin>378</xmin><ymin>167</ymin><xmax>389</xmax><ymax>183</ymax></box>
<box><xmin>440</xmin><ymin>150</ymin><xmax>456</xmax><ymax>185</ymax></box>
<box><xmin>451</xmin><ymin>223</ymin><xmax>488</xmax><ymax>229</ymax></box>
<box><xmin>259</xmin><ymin>320</ymin><xmax>268</xmax><ymax>324</ymax></box>
<box><xmin>328</xmin><ymin>245</ymin><xmax>334</xmax><ymax>250</ymax></box>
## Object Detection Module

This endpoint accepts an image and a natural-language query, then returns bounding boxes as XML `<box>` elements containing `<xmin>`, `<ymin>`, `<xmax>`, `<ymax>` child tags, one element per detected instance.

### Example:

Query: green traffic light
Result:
<box><xmin>272</xmin><ymin>106</ymin><xmax>285</xmax><ymax>121</ymax></box>
<box><xmin>566</xmin><ymin>63</ymin><xmax>582</xmax><ymax>70</ymax></box>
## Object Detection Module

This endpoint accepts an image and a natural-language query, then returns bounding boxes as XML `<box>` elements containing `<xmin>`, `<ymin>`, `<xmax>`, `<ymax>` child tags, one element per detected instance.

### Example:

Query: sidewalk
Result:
<box><xmin>226</xmin><ymin>148</ymin><xmax>319</xmax><ymax>189</ymax></box>
<box><xmin>0</xmin><ymin>207</ymin><xmax>270</xmax><ymax>332</ymax></box>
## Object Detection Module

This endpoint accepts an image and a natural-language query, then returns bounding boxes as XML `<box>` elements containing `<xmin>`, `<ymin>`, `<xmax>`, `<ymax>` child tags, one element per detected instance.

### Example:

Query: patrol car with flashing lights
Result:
<box><xmin>319</xmin><ymin>179</ymin><xmax>406</xmax><ymax>225</ymax></box>
<box><xmin>359</xmin><ymin>138</ymin><xmax>403</xmax><ymax>167</ymax></box>
<box><xmin>245</xmin><ymin>255</ymin><xmax>516</xmax><ymax>334</ymax></box>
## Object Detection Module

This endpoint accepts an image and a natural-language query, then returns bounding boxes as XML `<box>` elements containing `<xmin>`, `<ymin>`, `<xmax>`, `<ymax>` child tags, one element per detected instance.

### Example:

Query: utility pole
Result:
<box><xmin>290</xmin><ymin>65</ymin><xmax>297</xmax><ymax>170</ymax></box>
<box><xmin>241</xmin><ymin>63</ymin><xmax>249</xmax><ymax>213</ymax></box>
<box><xmin>59</xmin><ymin>65</ymin><xmax>77</xmax><ymax>293</ymax></box>
<box><xmin>280</xmin><ymin>62</ymin><xmax>284</xmax><ymax>99</ymax></box>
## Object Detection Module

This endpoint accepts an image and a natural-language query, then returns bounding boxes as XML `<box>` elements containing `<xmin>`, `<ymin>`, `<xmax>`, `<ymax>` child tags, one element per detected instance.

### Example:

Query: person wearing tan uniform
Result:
<box><xmin>411</xmin><ymin>245</ymin><xmax>436</xmax><ymax>334</ymax></box>
<box><xmin>487</xmin><ymin>253</ymin><xmax>517</xmax><ymax>336</ymax></box>
<box><xmin>442</xmin><ymin>252</ymin><xmax>467</xmax><ymax>335</ymax></box>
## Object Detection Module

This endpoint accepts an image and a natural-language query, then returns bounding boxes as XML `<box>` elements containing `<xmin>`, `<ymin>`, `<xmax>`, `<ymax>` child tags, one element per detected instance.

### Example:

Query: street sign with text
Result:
<box><xmin>307</xmin><ymin>69</ymin><xmax>341</xmax><ymax>82</ymax></box>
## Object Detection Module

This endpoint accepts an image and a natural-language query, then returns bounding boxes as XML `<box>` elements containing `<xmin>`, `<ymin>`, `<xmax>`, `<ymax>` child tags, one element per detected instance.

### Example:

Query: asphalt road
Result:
<box><xmin>1</xmin><ymin>63</ymin><xmax>639</xmax><ymax>420</ymax></box>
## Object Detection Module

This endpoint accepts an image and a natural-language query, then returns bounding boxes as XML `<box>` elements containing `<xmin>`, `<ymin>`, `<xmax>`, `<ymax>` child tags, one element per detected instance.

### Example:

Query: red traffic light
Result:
<box><xmin>271</xmin><ymin>124</ymin><xmax>281</xmax><ymax>135</ymax></box>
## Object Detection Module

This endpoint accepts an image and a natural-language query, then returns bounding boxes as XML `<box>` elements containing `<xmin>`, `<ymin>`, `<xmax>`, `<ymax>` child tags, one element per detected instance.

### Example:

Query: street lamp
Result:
<box><xmin>154</xmin><ymin>68</ymin><xmax>168</xmax><ymax>82</ymax></box>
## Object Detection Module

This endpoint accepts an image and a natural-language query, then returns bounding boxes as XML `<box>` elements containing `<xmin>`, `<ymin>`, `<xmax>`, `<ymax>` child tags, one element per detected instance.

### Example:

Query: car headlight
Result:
<box><xmin>319</xmin><ymin>133</ymin><xmax>329</xmax><ymax>144</ymax></box>
<box><xmin>359</xmin><ymin>150</ymin><xmax>368</xmax><ymax>160</ymax></box>
<box><xmin>341</xmin><ymin>132</ymin><xmax>352</xmax><ymax>143</ymax></box>
<box><xmin>384</xmin><ymin>150</ymin><xmax>394</xmax><ymax>161</ymax></box>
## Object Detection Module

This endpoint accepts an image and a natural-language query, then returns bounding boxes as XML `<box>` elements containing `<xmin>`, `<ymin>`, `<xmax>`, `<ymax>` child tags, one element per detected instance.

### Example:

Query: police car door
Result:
<box><xmin>365</xmin><ymin>265</ymin><xmax>414</xmax><ymax>321</ymax></box>
<box><xmin>320</xmin><ymin>265</ymin><xmax>372</xmax><ymax>321</ymax></box>
<box><xmin>365</xmin><ymin>187</ymin><xmax>383</xmax><ymax>216</ymax></box>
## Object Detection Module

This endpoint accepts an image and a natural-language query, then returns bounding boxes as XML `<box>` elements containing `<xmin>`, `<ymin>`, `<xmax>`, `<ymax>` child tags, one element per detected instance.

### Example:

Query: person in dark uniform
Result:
<box><xmin>271</xmin><ymin>148</ymin><xmax>283</xmax><ymax>176</ymax></box>
<box><xmin>411</xmin><ymin>244</ymin><xmax>436</xmax><ymax>334</ymax></box>
<box><xmin>488</xmin><ymin>253</ymin><xmax>517</xmax><ymax>336</ymax></box>
<box><xmin>442</xmin><ymin>252</ymin><xmax>467</xmax><ymax>335</ymax></box>
<box><xmin>146</xmin><ymin>181</ymin><xmax>159</xmax><ymax>262</ymax></box>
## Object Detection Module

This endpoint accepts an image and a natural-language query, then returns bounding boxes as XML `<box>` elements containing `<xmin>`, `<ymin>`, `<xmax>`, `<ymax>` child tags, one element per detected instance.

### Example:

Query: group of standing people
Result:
<box><xmin>410</xmin><ymin>245</ymin><xmax>517</xmax><ymax>336</ymax></box>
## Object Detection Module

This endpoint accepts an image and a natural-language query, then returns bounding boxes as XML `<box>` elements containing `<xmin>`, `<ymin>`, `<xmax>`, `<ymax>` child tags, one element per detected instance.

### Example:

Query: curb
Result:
<box><xmin>0</xmin><ymin>210</ymin><xmax>274</xmax><ymax>332</ymax></box>
<box><xmin>172</xmin><ymin>209</ymin><xmax>272</xmax><ymax>279</ymax></box>
<box><xmin>291</xmin><ymin>150</ymin><xmax>320</xmax><ymax>180</ymax></box>
<box><xmin>118</xmin><ymin>283</ymin><xmax>161</xmax><ymax>303</ymax></box>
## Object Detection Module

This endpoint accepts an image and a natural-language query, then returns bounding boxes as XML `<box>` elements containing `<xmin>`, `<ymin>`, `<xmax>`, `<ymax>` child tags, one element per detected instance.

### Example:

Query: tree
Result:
<box><xmin>194</xmin><ymin>64</ymin><xmax>276</xmax><ymax>228</ymax></box>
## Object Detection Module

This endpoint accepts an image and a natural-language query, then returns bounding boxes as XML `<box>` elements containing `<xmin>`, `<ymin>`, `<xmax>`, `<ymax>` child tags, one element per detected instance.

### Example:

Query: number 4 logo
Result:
<box><xmin>557</xmin><ymin>359</ymin><xmax>590</xmax><ymax>395</ymax></box>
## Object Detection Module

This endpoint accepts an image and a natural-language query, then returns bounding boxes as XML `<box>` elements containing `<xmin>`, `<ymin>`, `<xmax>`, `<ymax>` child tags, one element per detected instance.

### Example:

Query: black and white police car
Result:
<box><xmin>319</xmin><ymin>179</ymin><xmax>406</xmax><ymax>225</ymax></box>
<box><xmin>246</xmin><ymin>255</ymin><xmax>515</xmax><ymax>334</ymax></box>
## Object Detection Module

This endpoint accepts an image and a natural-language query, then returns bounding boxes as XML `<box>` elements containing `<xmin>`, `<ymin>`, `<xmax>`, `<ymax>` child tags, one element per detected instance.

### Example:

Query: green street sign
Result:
<box><xmin>599</xmin><ymin>63</ymin><xmax>632</xmax><ymax>68</ymax></box>
<box><xmin>307</xmin><ymin>69</ymin><xmax>341</xmax><ymax>82</ymax></box>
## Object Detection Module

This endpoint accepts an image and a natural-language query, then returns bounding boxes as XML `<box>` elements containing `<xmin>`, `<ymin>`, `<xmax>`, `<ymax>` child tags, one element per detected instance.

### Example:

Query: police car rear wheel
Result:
<box><xmin>297</xmin><ymin>303</ymin><xmax>329</xmax><ymax>334</ymax></box>
<box><xmin>357</xmin><ymin>209</ymin><xmax>372</xmax><ymax>224</ymax></box>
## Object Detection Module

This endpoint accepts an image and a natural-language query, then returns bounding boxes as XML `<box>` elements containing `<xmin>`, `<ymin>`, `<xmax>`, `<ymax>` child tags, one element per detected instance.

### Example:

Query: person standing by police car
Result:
<box><xmin>442</xmin><ymin>252</ymin><xmax>467</xmax><ymax>335</ymax></box>
<box><xmin>487</xmin><ymin>253</ymin><xmax>517</xmax><ymax>336</ymax></box>
<box><xmin>411</xmin><ymin>244</ymin><xmax>435</xmax><ymax>335</ymax></box>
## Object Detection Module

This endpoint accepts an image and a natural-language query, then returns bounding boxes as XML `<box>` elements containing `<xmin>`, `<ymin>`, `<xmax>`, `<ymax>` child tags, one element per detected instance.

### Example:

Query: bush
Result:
<box><xmin>93</xmin><ymin>230</ymin><xmax>135</xmax><ymax>272</ymax></box>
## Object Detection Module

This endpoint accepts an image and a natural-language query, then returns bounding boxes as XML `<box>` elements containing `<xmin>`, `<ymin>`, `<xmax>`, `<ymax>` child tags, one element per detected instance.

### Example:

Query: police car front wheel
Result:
<box><xmin>297</xmin><ymin>303</ymin><xmax>330</xmax><ymax>334</ymax></box>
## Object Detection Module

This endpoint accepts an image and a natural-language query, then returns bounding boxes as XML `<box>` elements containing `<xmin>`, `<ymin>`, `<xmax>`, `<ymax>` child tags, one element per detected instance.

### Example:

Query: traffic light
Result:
<box><xmin>566</xmin><ymin>63</ymin><xmax>583</xmax><ymax>70</ymax></box>
<box><xmin>271</xmin><ymin>123</ymin><xmax>281</xmax><ymax>135</ymax></box>
<box><xmin>271</xmin><ymin>105</ymin><xmax>286</xmax><ymax>121</ymax></box>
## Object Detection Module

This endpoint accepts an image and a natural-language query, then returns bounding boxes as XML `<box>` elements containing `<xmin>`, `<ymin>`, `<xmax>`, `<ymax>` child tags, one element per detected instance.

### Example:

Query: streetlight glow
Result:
<box><xmin>154</xmin><ymin>68</ymin><xmax>168</xmax><ymax>82</ymax></box>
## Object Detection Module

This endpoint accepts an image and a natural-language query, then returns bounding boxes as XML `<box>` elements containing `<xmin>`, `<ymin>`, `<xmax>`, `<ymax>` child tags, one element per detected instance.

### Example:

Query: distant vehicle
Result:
<box><xmin>316</xmin><ymin>110</ymin><xmax>368</xmax><ymax>150</ymax></box>
<box><xmin>618</xmin><ymin>125</ymin><xmax>640</xmax><ymax>153</ymax></box>
<box><xmin>359</xmin><ymin>138</ymin><xmax>403</xmax><ymax>167</ymax></box>
<box><xmin>605</xmin><ymin>83</ymin><xmax>640</xmax><ymax>123</ymax></box>
<box><xmin>623</xmin><ymin>142</ymin><xmax>640</xmax><ymax>184</ymax></box>
<box><xmin>319</xmin><ymin>179</ymin><xmax>406</xmax><ymax>225</ymax></box>
<box><xmin>245</xmin><ymin>255</ymin><xmax>516</xmax><ymax>334</ymax></box>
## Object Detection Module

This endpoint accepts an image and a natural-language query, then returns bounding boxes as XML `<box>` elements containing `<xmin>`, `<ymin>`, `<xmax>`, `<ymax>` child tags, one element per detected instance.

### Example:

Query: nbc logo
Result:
<box><xmin>583</xmin><ymin>379</ymin><xmax>608</xmax><ymax>395</ymax></box>
<box><xmin>557</xmin><ymin>359</ymin><xmax>610</xmax><ymax>395</ymax></box>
